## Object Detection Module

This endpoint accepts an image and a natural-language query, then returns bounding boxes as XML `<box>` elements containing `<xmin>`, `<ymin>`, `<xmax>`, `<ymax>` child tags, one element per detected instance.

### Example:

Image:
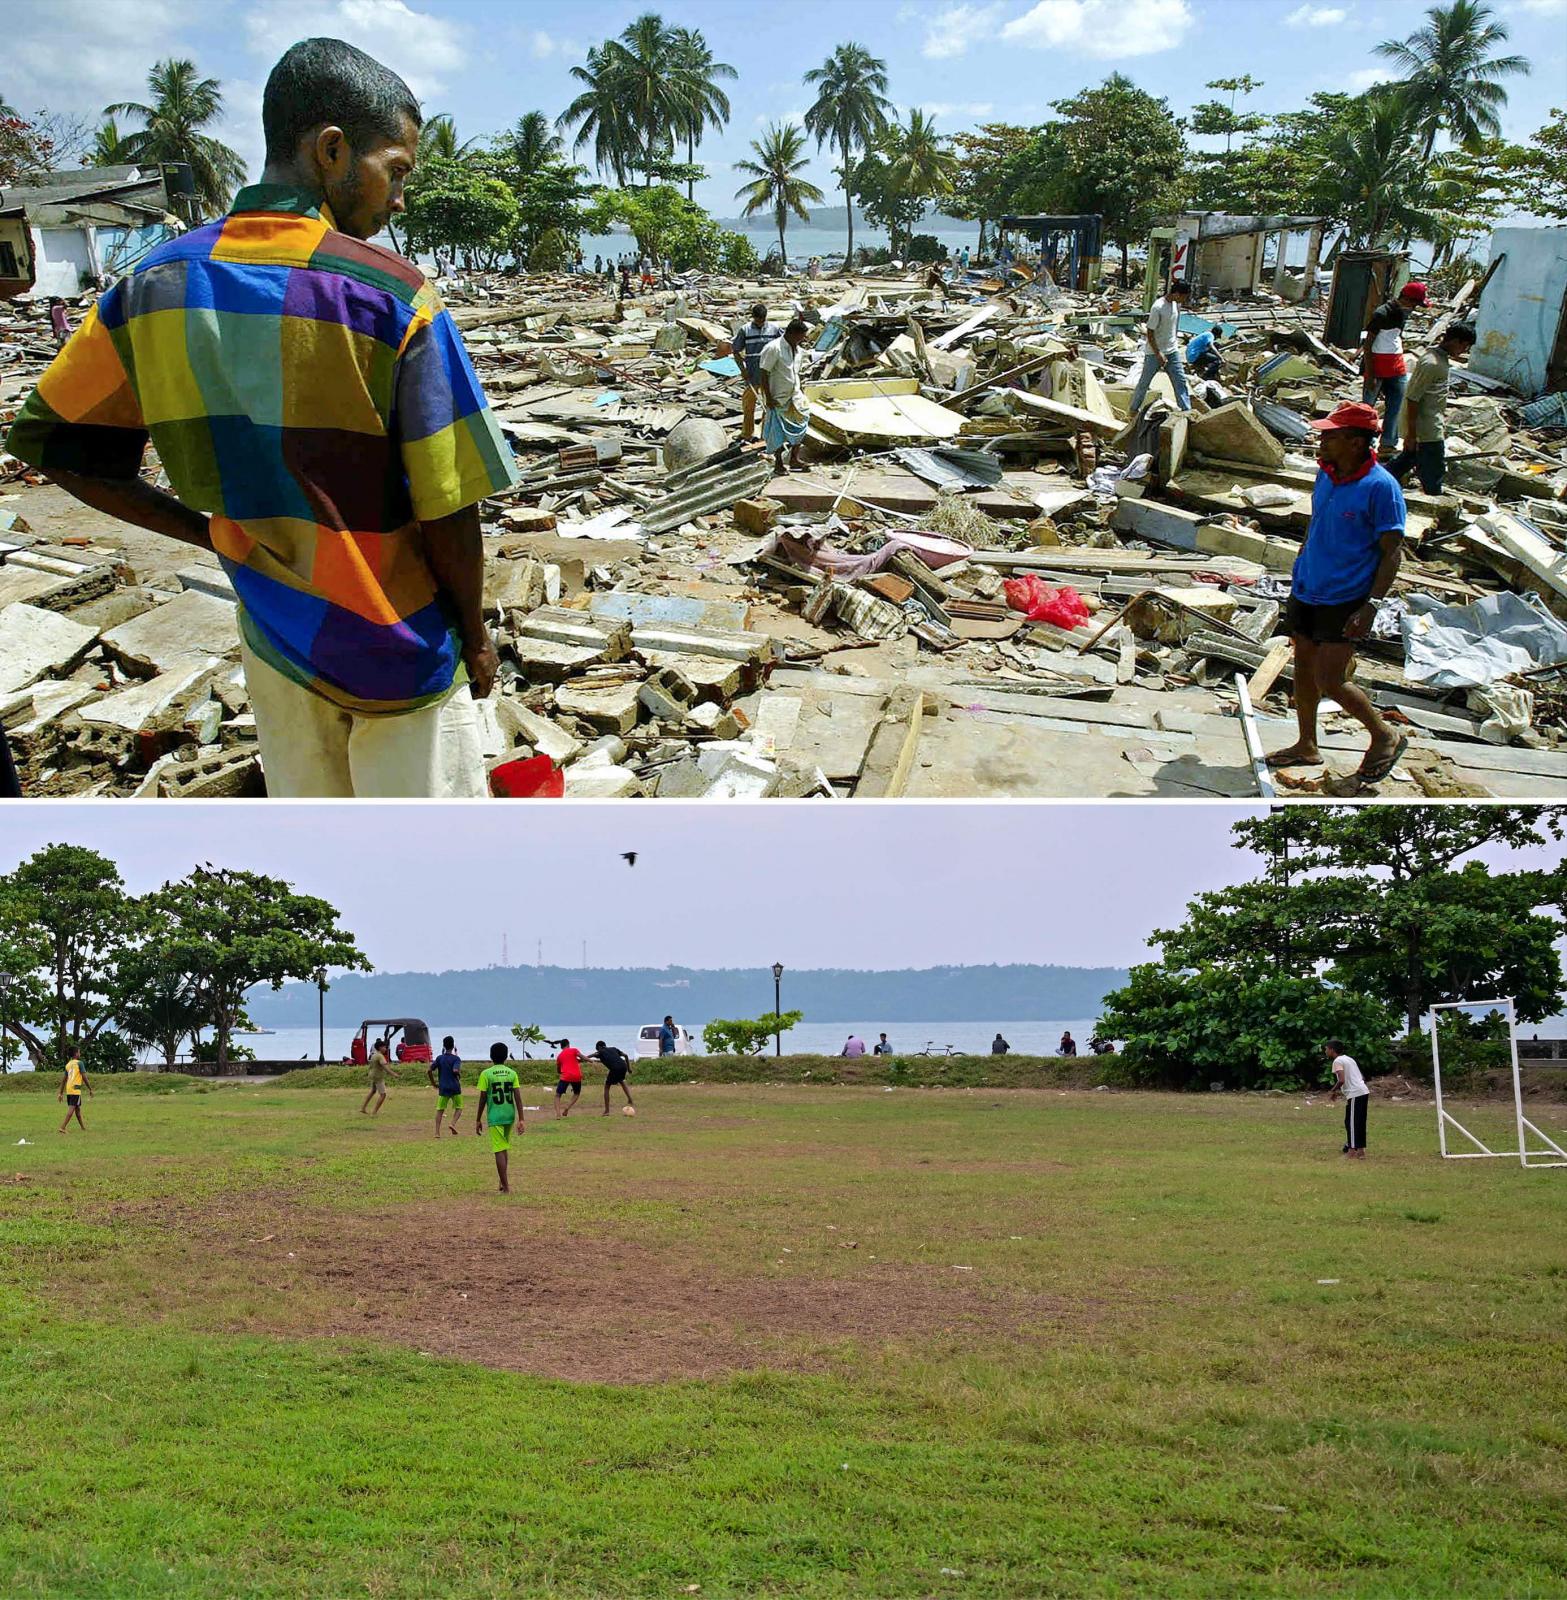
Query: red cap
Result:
<box><xmin>1310</xmin><ymin>401</ymin><xmax>1383</xmax><ymax>434</ymax></box>
<box><xmin>1399</xmin><ymin>280</ymin><xmax>1429</xmax><ymax>305</ymax></box>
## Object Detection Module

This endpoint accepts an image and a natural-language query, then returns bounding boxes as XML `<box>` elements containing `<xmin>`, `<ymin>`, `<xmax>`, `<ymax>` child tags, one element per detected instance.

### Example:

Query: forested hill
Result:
<box><xmin>248</xmin><ymin>964</ymin><xmax>1130</xmax><ymax>1026</ymax></box>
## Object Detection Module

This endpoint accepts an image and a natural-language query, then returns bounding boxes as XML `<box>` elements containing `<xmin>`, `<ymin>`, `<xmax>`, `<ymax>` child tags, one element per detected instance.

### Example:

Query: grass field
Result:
<box><xmin>1</xmin><ymin>1077</ymin><xmax>1564</xmax><ymax>1599</ymax></box>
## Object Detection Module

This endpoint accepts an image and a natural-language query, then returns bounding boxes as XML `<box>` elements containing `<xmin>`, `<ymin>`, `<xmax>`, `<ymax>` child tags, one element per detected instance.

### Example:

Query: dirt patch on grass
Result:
<box><xmin>58</xmin><ymin>1193</ymin><xmax>1105</xmax><ymax>1383</ymax></box>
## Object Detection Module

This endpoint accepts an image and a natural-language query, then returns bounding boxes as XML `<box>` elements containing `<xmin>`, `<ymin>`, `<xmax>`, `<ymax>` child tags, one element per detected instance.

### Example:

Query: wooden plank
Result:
<box><xmin>1247</xmin><ymin>638</ymin><xmax>1293</xmax><ymax>700</ymax></box>
<box><xmin>856</xmin><ymin>688</ymin><xmax>924</xmax><ymax>798</ymax></box>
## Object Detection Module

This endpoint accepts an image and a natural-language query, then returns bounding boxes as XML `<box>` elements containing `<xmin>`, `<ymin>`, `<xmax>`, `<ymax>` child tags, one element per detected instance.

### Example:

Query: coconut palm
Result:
<box><xmin>90</xmin><ymin>117</ymin><xmax>127</xmax><ymax>167</ymax></box>
<box><xmin>803</xmin><ymin>43</ymin><xmax>892</xmax><ymax>271</ymax></box>
<box><xmin>502</xmin><ymin>110</ymin><xmax>564</xmax><ymax>172</ymax></box>
<box><xmin>1325</xmin><ymin>93</ymin><xmax>1442</xmax><ymax>246</ymax></box>
<box><xmin>105</xmin><ymin>58</ymin><xmax>246</xmax><ymax>223</ymax></box>
<box><xmin>417</xmin><ymin>114</ymin><xmax>478</xmax><ymax>165</ymax></box>
<box><xmin>669</xmin><ymin>27</ymin><xmax>736</xmax><ymax>202</ymax></box>
<box><xmin>1374</xmin><ymin>0</ymin><xmax>1529</xmax><ymax>160</ymax></box>
<box><xmin>885</xmin><ymin>110</ymin><xmax>958</xmax><ymax>206</ymax></box>
<box><xmin>605</xmin><ymin>12</ymin><xmax>684</xmax><ymax>186</ymax></box>
<box><xmin>558</xmin><ymin>44</ymin><xmax>637</xmax><ymax>186</ymax></box>
<box><xmin>734</xmin><ymin>123</ymin><xmax>826</xmax><ymax>268</ymax></box>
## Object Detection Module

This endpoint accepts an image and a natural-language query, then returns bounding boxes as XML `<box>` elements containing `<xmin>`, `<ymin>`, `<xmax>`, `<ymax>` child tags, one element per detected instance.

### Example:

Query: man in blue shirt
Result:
<box><xmin>1269</xmin><ymin>402</ymin><xmax>1408</xmax><ymax>785</ymax></box>
<box><xmin>428</xmin><ymin>1035</ymin><xmax>464</xmax><ymax>1138</ymax></box>
<box><xmin>1185</xmin><ymin>325</ymin><xmax>1222</xmax><ymax>378</ymax></box>
<box><xmin>658</xmin><ymin>1015</ymin><xmax>679</xmax><ymax>1056</ymax></box>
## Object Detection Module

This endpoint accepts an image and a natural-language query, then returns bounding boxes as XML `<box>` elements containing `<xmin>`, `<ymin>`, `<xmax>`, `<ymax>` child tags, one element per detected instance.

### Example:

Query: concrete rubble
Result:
<box><xmin>3</xmin><ymin>260</ymin><xmax>1567</xmax><ymax>799</ymax></box>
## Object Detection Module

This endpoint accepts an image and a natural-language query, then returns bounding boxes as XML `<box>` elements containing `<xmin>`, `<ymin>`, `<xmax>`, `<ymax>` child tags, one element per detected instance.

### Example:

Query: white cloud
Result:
<box><xmin>922</xmin><ymin>2</ymin><xmax>1007</xmax><ymax>59</ymax></box>
<box><xmin>243</xmin><ymin>0</ymin><xmax>469</xmax><ymax>104</ymax></box>
<box><xmin>6</xmin><ymin>0</ymin><xmax>204</xmax><ymax>115</ymax></box>
<box><xmin>524</xmin><ymin>31</ymin><xmax>585</xmax><ymax>61</ymax></box>
<box><xmin>1001</xmin><ymin>0</ymin><xmax>1195</xmax><ymax>58</ymax></box>
<box><xmin>926</xmin><ymin>102</ymin><xmax>996</xmax><ymax>120</ymax></box>
<box><xmin>1345</xmin><ymin>65</ymin><xmax>1397</xmax><ymax>91</ymax></box>
<box><xmin>1516</xmin><ymin>0</ymin><xmax>1567</xmax><ymax>14</ymax></box>
<box><xmin>1286</xmin><ymin>3</ymin><xmax>1349</xmax><ymax>23</ymax></box>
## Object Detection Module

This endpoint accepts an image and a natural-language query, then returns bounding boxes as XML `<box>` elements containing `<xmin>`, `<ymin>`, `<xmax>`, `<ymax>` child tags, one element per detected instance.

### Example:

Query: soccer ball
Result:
<box><xmin>622</xmin><ymin>1105</ymin><xmax>636</xmax><ymax>1117</ymax></box>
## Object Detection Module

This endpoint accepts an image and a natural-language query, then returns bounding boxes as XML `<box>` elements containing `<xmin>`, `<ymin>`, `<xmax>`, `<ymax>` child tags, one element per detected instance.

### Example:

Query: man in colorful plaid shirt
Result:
<box><xmin>4</xmin><ymin>38</ymin><xmax>519</xmax><ymax>797</ymax></box>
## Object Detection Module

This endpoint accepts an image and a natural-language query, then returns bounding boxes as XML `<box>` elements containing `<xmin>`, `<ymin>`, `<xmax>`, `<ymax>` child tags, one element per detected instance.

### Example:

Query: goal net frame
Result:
<box><xmin>1430</xmin><ymin>997</ymin><xmax>1567</xmax><ymax>1170</ymax></box>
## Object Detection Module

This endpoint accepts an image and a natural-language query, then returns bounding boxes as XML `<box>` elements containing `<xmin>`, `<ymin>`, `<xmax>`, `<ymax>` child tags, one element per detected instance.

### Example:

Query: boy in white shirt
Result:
<box><xmin>1324</xmin><ymin>1038</ymin><xmax>1369</xmax><ymax>1158</ymax></box>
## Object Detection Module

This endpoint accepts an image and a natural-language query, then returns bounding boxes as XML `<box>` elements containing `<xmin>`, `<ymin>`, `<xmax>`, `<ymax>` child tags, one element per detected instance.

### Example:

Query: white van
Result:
<box><xmin>635</xmin><ymin>1022</ymin><xmax>696</xmax><ymax>1059</ymax></box>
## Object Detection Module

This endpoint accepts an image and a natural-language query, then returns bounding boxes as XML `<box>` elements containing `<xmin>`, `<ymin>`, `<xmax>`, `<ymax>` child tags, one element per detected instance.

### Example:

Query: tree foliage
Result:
<box><xmin>702</xmin><ymin>1011</ymin><xmax>804</xmax><ymax>1057</ymax></box>
<box><xmin>803</xmin><ymin>42</ymin><xmax>893</xmax><ymax>269</ymax></box>
<box><xmin>402</xmin><ymin>155</ymin><xmax>519</xmax><ymax>271</ymax></box>
<box><xmin>144</xmin><ymin>866</ymin><xmax>369</xmax><ymax>1070</ymax></box>
<box><xmin>733</xmin><ymin>121</ymin><xmax>824</xmax><ymax>267</ymax></box>
<box><xmin>105</xmin><ymin>57</ymin><xmax>246</xmax><ymax>222</ymax></box>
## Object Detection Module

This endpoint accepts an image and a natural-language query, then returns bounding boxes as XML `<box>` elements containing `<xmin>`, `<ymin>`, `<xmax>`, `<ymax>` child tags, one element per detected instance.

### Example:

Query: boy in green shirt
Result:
<box><xmin>58</xmin><ymin>1054</ymin><xmax>93</xmax><ymax>1133</ymax></box>
<box><xmin>474</xmin><ymin>1041</ymin><xmax>523</xmax><ymax>1193</ymax></box>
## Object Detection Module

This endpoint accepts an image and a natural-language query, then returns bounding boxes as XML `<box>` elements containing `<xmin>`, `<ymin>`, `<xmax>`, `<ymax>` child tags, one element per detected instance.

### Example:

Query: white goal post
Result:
<box><xmin>1430</xmin><ymin>998</ymin><xmax>1567</xmax><ymax>1170</ymax></box>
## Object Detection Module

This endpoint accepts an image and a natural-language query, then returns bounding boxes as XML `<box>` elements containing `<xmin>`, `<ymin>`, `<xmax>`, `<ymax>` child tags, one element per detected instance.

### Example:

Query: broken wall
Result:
<box><xmin>1471</xmin><ymin>227</ymin><xmax>1567</xmax><ymax>398</ymax></box>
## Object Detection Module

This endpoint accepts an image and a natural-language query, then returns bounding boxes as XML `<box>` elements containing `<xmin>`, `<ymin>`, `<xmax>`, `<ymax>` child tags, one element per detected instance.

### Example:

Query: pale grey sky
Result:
<box><xmin>3</xmin><ymin>804</ymin><xmax>1562</xmax><ymax>977</ymax></box>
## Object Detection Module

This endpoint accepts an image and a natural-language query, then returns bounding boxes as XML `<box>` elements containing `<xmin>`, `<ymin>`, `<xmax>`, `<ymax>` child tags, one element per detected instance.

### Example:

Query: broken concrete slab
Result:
<box><xmin>1188</xmin><ymin>401</ymin><xmax>1286</xmax><ymax>468</ymax></box>
<box><xmin>554</xmin><ymin>680</ymin><xmax>641</xmax><ymax>734</ymax></box>
<box><xmin>76</xmin><ymin>657</ymin><xmax>221</xmax><ymax>733</ymax></box>
<box><xmin>0</xmin><ymin>602</ymin><xmax>98</xmax><ymax>694</ymax></box>
<box><xmin>100</xmin><ymin>589</ymin><xmax>238</xmax><ymax>677</ymax></box>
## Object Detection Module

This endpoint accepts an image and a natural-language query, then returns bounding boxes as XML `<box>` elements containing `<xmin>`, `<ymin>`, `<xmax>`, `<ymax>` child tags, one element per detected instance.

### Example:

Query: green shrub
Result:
<box><xmin>906</xmin><ymin>234</ymin><xmax>947</xmax><ymax>263</ymax></box>
<box><xmin>529</xmin><ymin>226</ymin><xmax>572</xmax><ymax>272</ymax></box>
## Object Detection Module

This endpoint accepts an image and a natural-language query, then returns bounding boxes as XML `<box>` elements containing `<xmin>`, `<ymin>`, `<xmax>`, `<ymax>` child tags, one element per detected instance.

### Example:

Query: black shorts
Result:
<box><xmin>66</xmin><ymin>1094</ymin><xmax>81</xmax><ymax>1107</ymax></box>
<box><xmin>555</xmin><ymin>1078</ymin><xmax>581</xmax><ymax>1096</ymax></box>
<box><xmin>604</xmin><ymin>1068</ymin><xmax>628</xmax><ymax>1086</ymax></box>
<box><xmin>1285</xmin><ymin>594</ymin><xmax>1371</xmax><ymax>646</ymax></box>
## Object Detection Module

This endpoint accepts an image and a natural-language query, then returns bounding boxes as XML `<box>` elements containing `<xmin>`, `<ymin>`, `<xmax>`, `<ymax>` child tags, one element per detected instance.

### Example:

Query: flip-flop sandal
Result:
<box><xmin>1265</xmin><ymin>747</ymin><xmax>1326</xmax><ymax>769</ymax></box>
<box><xmin>1355</xmin><ymin>734</ymin><xmax>1409</xmax><ymax>786</ymax></box>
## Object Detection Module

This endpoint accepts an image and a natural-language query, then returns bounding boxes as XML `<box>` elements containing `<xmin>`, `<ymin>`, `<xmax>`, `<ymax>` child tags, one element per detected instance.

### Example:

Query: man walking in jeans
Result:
<box><xmin>1128</xmin><ymin>279</ymin><xmax>1191</xmax><ymax>415</ymax></box>
<box><xmin>1325</xmin><ymin>1039</ymin><xmax>1369</xmax><ymax>1159</ymax></box>
<box><xmin>5</xmin><ymin>38</ymin><xmax>518</xmax><ymax>797</ymax></box>
<box><xmin>1359</xmin><ymin>280</ymin><xmax>1428</xmax><ymax>453</ymax></box>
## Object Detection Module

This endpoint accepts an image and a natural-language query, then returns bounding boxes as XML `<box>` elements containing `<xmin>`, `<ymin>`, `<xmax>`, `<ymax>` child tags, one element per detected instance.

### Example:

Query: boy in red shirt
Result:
<box><xmin>554</xmin><ymin>1039</ymin><xmax>583</xmax><ymax>1118</ymax></box>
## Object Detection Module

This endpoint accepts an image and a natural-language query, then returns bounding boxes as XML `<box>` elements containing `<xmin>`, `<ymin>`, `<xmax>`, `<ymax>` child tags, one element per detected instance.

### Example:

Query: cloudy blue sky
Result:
<box><xmin>3</xmin><ymin>805</ymin><xmax>1563</xmax><ymax>980</ymax></box>
<box><xmin>8</xmin><ymin>0</ymin><xmax>1565</xmax><ymax>217</ymax></box>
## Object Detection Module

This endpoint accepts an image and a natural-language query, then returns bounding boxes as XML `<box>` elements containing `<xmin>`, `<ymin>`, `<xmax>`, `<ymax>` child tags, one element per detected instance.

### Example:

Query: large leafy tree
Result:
<box><xmin>733</xmin><ymin>122</ymin><xmax>824</xmax><ymax>267</ymax></box>
<box><xmin>885</xmin><ymin>110</ymin><xmax>957</xmax><ymax>213</ymax></box>
<box><xmin>947</xmin><ymin>123</ymin><xmax>1034</xmax><ymax>256</ymax></box>
<box><xmin>1187</xmin><ymin>75</ymin><xmax>1268</xmax><ymax>206</ymax></box>
<box><xmin>1009</xmin><ymin>75</ymin><xmax>1186</xmax><ymax>278</ymax></box>
<box><xmin>608</xmin><ymin>11</ymin><xmax>682</xmax><ymax>187</ymax></box>
<box><xmin>147</xmin><ymin>866</ymin><xmax>368</xmax><ymax>1071</ymax></box>
<box><xmin>1151</xmin><ymin>807</ymin><xmax>1567</xmax><ymax>1036</ymax></box>
<box><xmin>106</xmin><ymin>58</ymin><xmax>246</xmax><ymax>222</ymax></box>
<box><xmin>1512</xmin><ymin>108</ymin><xmax>1567</xmax><ymax>221</ymax></box>
<box><xmin>0</xmin><ymin>845</ymin><xmax>141</xmax><ymax>1061</ymax></box>
<box><xmin>417</xmin><ymin>114</ymin><xmax>475</xmax><ymax>166</ymax></box>
<box><xmin>1320</xmin><ymin>90</ymin><xmax>1443</xmax><ymax>245</ymax></box>
<box><xmin>499</xmin><ymin>110</ymin><xmax>565</xmax><ymax>173</ymax></box>
<box><xmin>803</xmin><ymin>42</ymin><xmax>892</xmax><ymax>272</ymax></box>
<box><xmin>668</xmin><ymin>27</ymin><xmax>735</xmax><ymax>203</ymax></box>
<box><xmin>1375</xmin><ymin>0</ymin><xmax>1529</xmax><ymax>160</ymax></box>
<box><xmin>557</xmin><ymin>45</ymin><xmax>632</xmax><ymax>187</ymax></box>
<box><xmin>402</xmin><ymin>155</ymin><xmax>520</xmax><ymax>272</ymax></box>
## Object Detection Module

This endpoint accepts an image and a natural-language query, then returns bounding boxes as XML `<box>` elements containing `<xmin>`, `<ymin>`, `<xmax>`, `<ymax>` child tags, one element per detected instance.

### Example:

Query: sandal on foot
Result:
<box><xmin>1356</xmin><ymin>734</ymin><xmax>1409</xmax><ymax>786</ymax></box>
<box><xmin>1265</xmin><ymin>746</ymin><xmax>1324</xmax><ymax>769</ymax></box>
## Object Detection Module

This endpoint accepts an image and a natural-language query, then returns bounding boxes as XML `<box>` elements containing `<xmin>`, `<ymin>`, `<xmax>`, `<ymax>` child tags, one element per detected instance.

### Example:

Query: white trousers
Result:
<box><xmin>241</xmin><ymin>639</ymin><xmax>486</xmax><ymax>799</ymax></box>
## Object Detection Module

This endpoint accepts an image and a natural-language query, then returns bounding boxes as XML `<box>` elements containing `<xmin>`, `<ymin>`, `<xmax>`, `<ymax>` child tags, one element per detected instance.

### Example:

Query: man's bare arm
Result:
<box><xmin>45</xmin><ymin>468</ymin><xmax>212</xmax><ymax>550</ymax></box>
<box><xmin>422</xmin><ymin>503</ymin><xmax>498</xmax><ymax>699</ymax></box>
<box><xmin>1343</xmin><ymin>532</ymin><xmax>1403</xmax><ymax>641</ymax></box>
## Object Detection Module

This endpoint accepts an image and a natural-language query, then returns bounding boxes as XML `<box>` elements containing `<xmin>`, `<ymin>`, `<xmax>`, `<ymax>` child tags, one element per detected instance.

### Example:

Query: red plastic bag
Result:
<box><xmin>1003</xmin><ymin>575</ymin><xmax>1091</xmax><ymax>629</ymax></box>
<box><xmin>490</xmin><ymin>754</ymin><xmax>566</xmax><ymax>798</ymax></box>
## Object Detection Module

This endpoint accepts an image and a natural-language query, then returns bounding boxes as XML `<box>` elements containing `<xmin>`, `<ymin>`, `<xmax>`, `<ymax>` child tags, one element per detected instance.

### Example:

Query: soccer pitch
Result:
<box><xmin>2</xmin><ymin>1078</ymin><xmax>1564</xmax><ymax>1599</ymax></box>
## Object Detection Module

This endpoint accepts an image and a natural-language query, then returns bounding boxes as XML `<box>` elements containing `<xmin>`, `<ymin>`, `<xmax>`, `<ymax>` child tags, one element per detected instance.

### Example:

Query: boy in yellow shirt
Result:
<box><xmin>58</xmin><ymin>1054</ymin><xmax>93</xmax><ymax>1133</ymax></box>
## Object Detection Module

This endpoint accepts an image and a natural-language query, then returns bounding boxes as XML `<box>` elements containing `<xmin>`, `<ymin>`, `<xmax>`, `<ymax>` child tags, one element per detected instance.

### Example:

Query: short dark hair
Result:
<box><xmin>489</xmin><ymin>1041</ymin><xmax>508</xmax><ymax>1063</ymax></box>
<box><xmin>262</xmin><ymin>37</ymin><xmax>421</xmax><ymax>164</ymax></box>
<box><xmin>750</xmin><ymin>301</ymin><xmax>767</xmax><ymax>319</ymax></box>
<box><xmin>442</xmin><ymin>1035</ymin><xmax>454</xmax><ymax>1049</ymax></box>
<box><xmin>596</xmin><ymin>1040</ymin><xmax>607</xmax><ymax>1051</ymax></box>
<box><xmin>1170</xmin><ymin>278</ymin><xmax>1190</xmax><ymax>295</ymax></box>
<box><xmin>1446</xmin><ymin>321</ymin><xmax>1477</xmax><ymax>344</ymax></box>
<box><xmin>1324</xmin><ymin>1038</ymin><xmax>1343</xmax><ymax>1053</ymax></box>
<box><xmin>785</xmin><ymin>316</ymin><xmax>808</xmax><ymax>338</ymax></box>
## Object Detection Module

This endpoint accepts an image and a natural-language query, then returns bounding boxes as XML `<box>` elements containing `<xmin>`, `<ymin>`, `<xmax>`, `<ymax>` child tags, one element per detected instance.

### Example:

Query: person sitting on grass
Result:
<box><xmin>428</xmin><ymin>1035</ymin><xmax>463</xmax><ymax>1138</ymax></box>
<box><xmin>554</xmin><ymin>1038</ymin><xmax>583</xmax><ymax>1118</ymax></box>
<box><xmin>360</xmin><ymin>1037</ymin><xmax>395</xmax><ymax>1115</ymax></box>
<box><xmin>1267</xmin><ymin>401</ymin><xmax>1408</xmax><ymax>789</ymax></box>
<box><xmin>590</xmin><ymin>1039</ymin><xmax>634</xmax><ymax>1116</ymax></box>
<box><xmin>58</xmin><ymin>1052</ymin><xmax>92</xmax><ymax>1133</ymax></box>
<box><xmin>474</xmin><ymin>1042</ymin><xmax>522</xmax><ymax>1193</ymax></box>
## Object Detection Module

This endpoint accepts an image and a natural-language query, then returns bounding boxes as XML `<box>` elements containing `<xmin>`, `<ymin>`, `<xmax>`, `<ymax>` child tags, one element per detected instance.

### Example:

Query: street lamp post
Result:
<box><xmin>316</xmin><ymin>972</ymin><xmax>328</xmax><ymax>1065</ymax></box>
<box><xmin>772</xmin><ymin>962</ymin><xmax>784</xmax><ymax>1057</ymax></box>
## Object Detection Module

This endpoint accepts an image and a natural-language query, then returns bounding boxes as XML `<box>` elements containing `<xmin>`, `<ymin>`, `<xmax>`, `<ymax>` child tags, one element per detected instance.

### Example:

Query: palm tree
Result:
<box><xmin>803</xmin><ymin>43</ymin><xmax>892</xmax><ymax>271</ymax></box>
<box><xmin>503</xmin><ymin>110</ymin><xmax>564</xmax><ymax>171</ymax></box>
<box><xmin>734</xmin><ymin>123</ymin><xmax>826</xmax><ymax>268</ymax></box>
<box><xmin>1374</xmin><ymin>0</ymin><xmax>1529</xmax><ymax>160</ymax></box>
<box><xmin>1325</xmin><ymin>93</ymin><xmax>1441</xmax><ymax>247</ymax></box>
<box><xmin>886</xmin><ymin>110</ymin><xmax>957</xmax><ymax>206</ymax></box>
<box><xmin>417</xmin><ymin>114</ymin><xmax>476</xmax><ymax>165</ymax></box>
<box><xmin>106</xmin><ymin>58</ymin><xmax>246</xmax><ymax>223</ymax></box>
<box><xmin>90</xmin><ymin>117</ymin><xmax>127</xmax><ymax>167</ymax></box>
<box><xmin>607</xmin><ymin>12</ymin><xmax>683</xmax><ymax>185</ymax></box>
<box><xmin>668</xmin><ymin>27</ymin><xmax>736</xmax><ymax>202</ymax></box>
<box><xmin>558</xmin><ymin>44</ymin><xmax>636</xmax><ymax>186</ymax></box>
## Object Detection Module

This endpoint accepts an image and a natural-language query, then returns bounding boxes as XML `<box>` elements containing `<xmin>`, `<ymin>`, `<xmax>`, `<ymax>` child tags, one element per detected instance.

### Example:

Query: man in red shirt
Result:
<box><xmin>1358</xmin><ymin>280</ymin><xmax>1427</xmax><ymax>453</ymax></box>
<box><xmin>554</xmin><ymin>1039</ymin><xmax>583</xmax><ymax>1118</ymax></box>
